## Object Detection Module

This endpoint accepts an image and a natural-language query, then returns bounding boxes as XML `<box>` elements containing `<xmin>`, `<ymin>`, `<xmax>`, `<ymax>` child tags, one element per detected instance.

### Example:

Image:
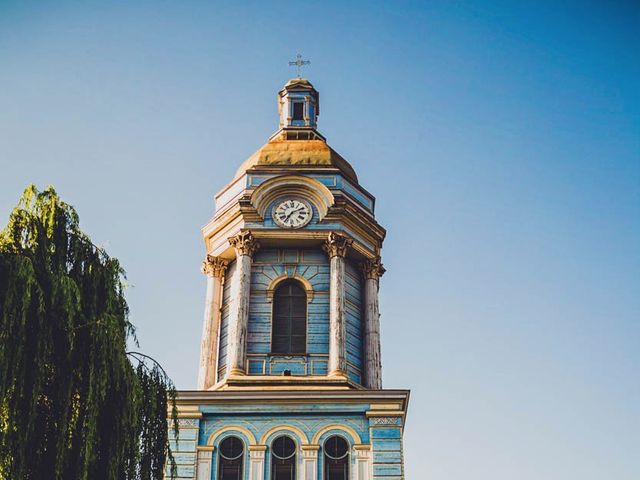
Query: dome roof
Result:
<box><xmin>234</xmin><ymin>138</ymin><xmax>358</xmax><ymax>183</ymax></box>
<box><xmin>283</xmin><ymin>77</ymin><xmax>315</xmax><ymax>89</ymax></box>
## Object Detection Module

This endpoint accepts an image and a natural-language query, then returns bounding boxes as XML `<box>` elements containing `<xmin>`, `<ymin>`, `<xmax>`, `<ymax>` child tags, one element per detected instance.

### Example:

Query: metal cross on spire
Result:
<box><xmin>289</xmin><ymin>54</ymin><xmax>310</xmax><ymax>78</ymax></box>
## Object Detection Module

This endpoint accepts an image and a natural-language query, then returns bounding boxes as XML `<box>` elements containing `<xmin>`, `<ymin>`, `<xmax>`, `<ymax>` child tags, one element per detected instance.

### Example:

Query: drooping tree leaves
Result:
<box><xmin>0</xmin><ymin>185</ymin><xmax>177</xmax><ymax>480</ymax></box>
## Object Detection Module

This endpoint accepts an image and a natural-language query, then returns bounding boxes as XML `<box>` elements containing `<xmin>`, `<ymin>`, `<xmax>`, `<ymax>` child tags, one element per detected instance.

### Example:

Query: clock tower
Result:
<box><xmin>170</xmin><ymin>78</ymin><xmax>410</xmax><ymax>480</ymax></box>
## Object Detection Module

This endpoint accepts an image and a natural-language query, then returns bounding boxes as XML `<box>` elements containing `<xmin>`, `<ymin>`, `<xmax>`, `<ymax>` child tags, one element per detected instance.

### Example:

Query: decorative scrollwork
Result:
<box><xmin>369</xmin><ymin>417</ymin><xmax>400</xmax><ymax>426</ymax></box>
<box><xmin>177</xmin><ymin>418</ymin><xmax>199</xmax><ymax>428</ymax></box>
<box><xmin>322</xmin><ymin>232</ymin><xmax>352</xmax><ymax>258</ymax></box>
<box><xmin>229</xmin><ymin>231</ymin><xmax>260</xmax><ymax>257</ymax></box>
<box><xmin>362</xmin><ymin>257</ymin><xmax>386</xmax><ymax>280</ymax></box>
<box><xmin>201</xmin><ymin>255</ymin><xmax>228</xmax><ymax>277</ymax></box>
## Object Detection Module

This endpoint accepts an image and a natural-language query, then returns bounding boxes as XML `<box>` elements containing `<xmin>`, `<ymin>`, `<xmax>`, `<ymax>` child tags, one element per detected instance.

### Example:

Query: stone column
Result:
<box><xmin>323</xmin><ymin>232</ymin><xmax>352</xmax><ymax>377</ymax></box>
<box><xmin>301</xmin><ymin>445</ymin><xmax>320</xmax><ymax>480</ymax></box>
<box><xmin>227</xmin><ymin>231</ymin><xmax>259</xmax><ymax>376</ymax></box>
<box><xmin>249</xmin><ymin>445</ymin><xmax>267</xmax><ymax>480</ymax></box>
<box><xmin>362</xmin><ymin>257</ymin><xmax>385</xmax><ymax>389</ymax></box>
<box><xmin>196</xmin><ymin>447</ymin><xmax>213</xmax><ymax>480</ymax></box>
<box><xmin>197</xmin><ymin>255</ymin><xmax>228</xmax><ymax>390</ymax></box>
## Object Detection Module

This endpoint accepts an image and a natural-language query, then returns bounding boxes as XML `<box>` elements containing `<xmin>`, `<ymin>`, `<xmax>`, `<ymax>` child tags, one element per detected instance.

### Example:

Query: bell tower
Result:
<box><xmin>171</xmin><ymin>78</ymin><xmax>410</xmax><ymax>480</ymax></box>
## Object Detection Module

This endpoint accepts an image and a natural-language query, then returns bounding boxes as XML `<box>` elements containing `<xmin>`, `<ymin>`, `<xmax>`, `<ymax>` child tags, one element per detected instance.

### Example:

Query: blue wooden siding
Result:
<box><xmin>217</xmin><ymin>250</ymin><xmax>364</xmax><ymax>385</ymax></box>
<box><xmin>166</xmin><ymin>418</ymin><xmax>199</xmax><ymax>479</ymax></box>
<box><xmin>247</xmin><ymin>248</ymin><xmax>331</xmax><ymax>376</ymax></box>
<box><xmin>217</xmin><ymin>260</ymin><xmax>237</xmax><ymax>380</ymax></box>
<box><xmin>371</xmin><ymin>426</ymin><xmax>404</xmax><ymax>479</ymax></box>
<box><xmin>344</xmin><ymin>259</ymin><xmax>364</xmax><ymax>384</ymax></box>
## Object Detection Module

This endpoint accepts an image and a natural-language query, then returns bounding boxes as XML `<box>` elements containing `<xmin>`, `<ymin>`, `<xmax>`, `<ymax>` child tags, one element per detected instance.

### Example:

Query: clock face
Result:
<box><xmin>272</xmin><ymin>198</ymin><xmax>312</xmax><ymax>229</ymax></box>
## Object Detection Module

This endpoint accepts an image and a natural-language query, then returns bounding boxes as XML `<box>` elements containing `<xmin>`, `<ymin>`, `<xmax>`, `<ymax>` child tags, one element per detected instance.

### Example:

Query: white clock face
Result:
<box><xmin>272</xmin><ymin>199</ymin><xmax>312</xmax><ymax>229</ymax></box>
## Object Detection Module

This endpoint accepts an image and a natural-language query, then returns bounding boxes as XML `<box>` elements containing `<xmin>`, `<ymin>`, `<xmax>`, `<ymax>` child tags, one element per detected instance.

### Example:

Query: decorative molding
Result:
<box><xmin>369</xmin><ymin>416</ymin><xmax>401</xmax><ymax>426</ymax></box>
<box><xmin>201</xmin><ymin>255</ymin><xmax>228</xmax><ymax>277</ymax></box>
<box><xmin>365</xmin><ymin>410</ymin><xmax>405</xmax><ymax>418</ymax></box>
<box><xmin>197</xmin><ymin>449</ymin><xmax>213</xmax><ymax>459</ymax></box>
<box><xmin>353</xmin><ymin>444</ymin><xmax>371</xmax><ymax>451</ymax></box>
<box><xmin>177</xmin><ymin>418</ymin><xmax>200</xmax><ymax>428</ymax></box>
<box><xmin>229</xmin><ymin>231</ymin><xmax>260</xmax><ymax>257</ymax></box>
<box><xmin>259</xmin><ymin>424</ymin><xmax>310</xmax><ymax>445</ymax></box>
<box><xmin>250</xmin><ymin>175</ymin><xmax>335</xmax><ymax>221</ymax></box>
<box><xmin>206</xmin><ymin>425</ymin><xmax>257</xmax><ymax>446</ymax></box>
<box><xmin>265</xmin><ymin>274</ymin><xmax>315</xmax><ymax>303</ymax></box>
<box><xmin>362</xmin><ymin>257</ymin><xmax>386</xmax><ymax>280</ymax></box>
<box><xmin>311</xmin><ymin>424</ymin><xmax>361</xmax><ymax>445</ymax></box>
<box><xmin>301</xmin><ymin>444</ymin><xmax>320</xmax><ymax>454</ymax></box>
<box><xmin>322</xmin><ymin>232</ymin><xmax>353</xmax><ymax>258</ymax></box>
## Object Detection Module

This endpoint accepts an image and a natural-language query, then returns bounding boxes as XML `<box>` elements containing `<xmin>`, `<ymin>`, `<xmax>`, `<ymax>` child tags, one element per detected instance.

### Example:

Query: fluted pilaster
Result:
<box><xmin>362</xmin><ymin>257</ymin><xmax>385</xmax><ymax>389</ymax></box>
<box><xmin>197</xmin><ymin>255</ymin><xmax>228</xmax><ymax>390</ymax></box>
<box><xmin>227</xmin><ymin>231</ymin><xmax>260</xmax><ymax>376</ymax></box>
<box><xmin>323</xmin><ymin>232</ymin><xmax>353</xmax><ymax>377</ymax></box>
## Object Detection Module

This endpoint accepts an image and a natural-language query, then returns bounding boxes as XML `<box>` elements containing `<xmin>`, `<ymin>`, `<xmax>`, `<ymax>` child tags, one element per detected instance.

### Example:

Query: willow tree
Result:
<box><xmin>0</xmin><ymin>185</ymin><xmax>177</xmax><ymax>480</ymax></box>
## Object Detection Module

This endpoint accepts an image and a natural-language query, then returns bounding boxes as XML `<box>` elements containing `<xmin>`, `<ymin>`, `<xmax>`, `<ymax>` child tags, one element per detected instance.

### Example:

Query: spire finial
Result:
<box><xmin>288</xmin><ymin>53</ymin><xmax>310</xmax><ymax>78</ymax></box>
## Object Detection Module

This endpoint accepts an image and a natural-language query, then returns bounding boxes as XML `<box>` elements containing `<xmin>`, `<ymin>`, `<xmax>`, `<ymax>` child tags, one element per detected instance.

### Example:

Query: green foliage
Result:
<box><xmin>0</xmin><ymin>185</ymin><xmax>177</xmax><ymax>480</ymax></box>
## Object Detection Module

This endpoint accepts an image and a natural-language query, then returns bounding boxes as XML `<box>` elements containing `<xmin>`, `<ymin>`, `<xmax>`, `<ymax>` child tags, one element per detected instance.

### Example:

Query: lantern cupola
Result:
<box><xmin>275</xmin><ymin>78</ymin><xmax>322</xmax><ymax>140</ymax></box>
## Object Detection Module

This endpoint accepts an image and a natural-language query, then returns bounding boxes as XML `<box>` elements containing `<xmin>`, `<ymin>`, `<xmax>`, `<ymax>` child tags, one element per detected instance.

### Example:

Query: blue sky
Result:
<box><xmin>1</xmin><ymin>1</ymin><xmax>638</xmax><ymax>478</ymax></box>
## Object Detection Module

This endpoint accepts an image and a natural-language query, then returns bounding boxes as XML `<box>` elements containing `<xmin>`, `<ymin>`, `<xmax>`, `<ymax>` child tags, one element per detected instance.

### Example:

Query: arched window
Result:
<box><xmin>324</xmin><ymin>436</ymin><xmax>349</xmax><ymax>480</ymax></box>
<box><xmin>272</xmin><ymin>280</ymin><xmax>307</xmax><ymax>354</ymax></box>
<box><xmin>217</xmin><ymin>436</ymin><xmax>244</xmax><ymax>480</ymax></box>
<box><xmin>271</xmin><ymin>435</ymin><xmax>297</xmax><ymax>480</ymax></box>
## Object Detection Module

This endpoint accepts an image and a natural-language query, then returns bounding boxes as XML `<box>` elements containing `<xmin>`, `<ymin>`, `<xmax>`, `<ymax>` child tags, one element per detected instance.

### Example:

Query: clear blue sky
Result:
<box><xmin>1</xmin><ymin>1</ymin><xmax>638</xmax><ymax>478</ymax></box>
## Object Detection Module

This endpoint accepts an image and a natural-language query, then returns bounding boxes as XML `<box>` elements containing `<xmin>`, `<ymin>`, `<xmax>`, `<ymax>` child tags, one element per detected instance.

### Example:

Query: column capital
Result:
<box><xmin>249</xmin><ymin>445</ymin><xmax>267</xmax><ymax>459</ymax></box>
<box><xmin>201</xmin><ymin>255</ymin><xmax>229</xmax><ymax>277</ymax></box>
<box><xmin>301</xmin><ymin>444</ymin><xmax>320</xmax><ymax>458</ymax></box>
<box><xmin>322</xmin><ymin>232</ymin><xmax>353</xmax><ymax>258</ymax></box>
<box><xmin>229</xmin><ymin>231</ymin><xmax>260</xmax><ymax>257</ymax></box>
<box><xmin>362</xmin><ymin>257</ymin><xmax>386</xmax><ymax>280</ymax></box>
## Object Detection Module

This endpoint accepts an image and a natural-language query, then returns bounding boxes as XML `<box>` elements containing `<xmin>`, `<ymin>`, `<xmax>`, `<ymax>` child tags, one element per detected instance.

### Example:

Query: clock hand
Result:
<box><xmin>289</xmin><ymin>207</ymin><xmax>307</xmax><ymax>221</ymax></box>
<box><xmin>285</xmin><ymin>210</ymin><xmax>296</xmax><ymax>222</ymax></box>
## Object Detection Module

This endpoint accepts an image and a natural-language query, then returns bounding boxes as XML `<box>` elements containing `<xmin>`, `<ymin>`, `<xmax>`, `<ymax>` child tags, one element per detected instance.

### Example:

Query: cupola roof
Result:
<box><xmin>234</xmin><ymin>138</ymin><xmax>358</xmax><ymax>183</ymax></box>
<box><xmin>282</xmin><ymin>77</ymin><xmax>315</xmax><ymax>89</ymax></box>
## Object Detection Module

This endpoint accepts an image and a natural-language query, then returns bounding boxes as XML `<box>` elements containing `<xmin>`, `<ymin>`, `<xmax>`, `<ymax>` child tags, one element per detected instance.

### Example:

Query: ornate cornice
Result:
<box><xmin>229</xmin><ymin>231</ymin><xmax>260</xmax><ymax>257</ymax></box>
<box><xmin>201</xmin><ymin>255</ymin><xmax>229</xmax><ymax>278</ymax></box>
<box><xmin>322</xmin><ymin>232</ymin><xmax>353</xmax><ymax>258</ymax></box>
<box><xmin>362</xmin><ymin>257</ymin><xmax>386</xmax><ymax>280</ymax></box>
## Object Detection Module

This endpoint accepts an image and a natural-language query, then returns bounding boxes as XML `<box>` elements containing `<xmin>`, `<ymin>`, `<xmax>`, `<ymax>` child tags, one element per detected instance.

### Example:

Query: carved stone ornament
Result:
<box><xmin>362</xmin><ymin>257</ymin><xmax>386</xmax><ymax>280</ymax></box>
<box><xmin>370</xmin><ymin>416</ymin><xmax>401</xmax><ymax>426</ymax></box>
<box><xmin>322</xmin><ymin>232</ymin><xmax>353</xmax><ymax>258</ymax></box>
<box><xmin>201</xmin><ymin>255</ymin><xmax>228</xmax><ymax>277</ymax></box>
<box><xmin>229</xmin><ymin>231</ymin><xmax>260</xmax><ymax>257</ymax></box>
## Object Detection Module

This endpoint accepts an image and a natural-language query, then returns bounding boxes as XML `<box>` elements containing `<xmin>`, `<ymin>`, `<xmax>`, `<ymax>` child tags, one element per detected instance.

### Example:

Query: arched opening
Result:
<box><xmin>324</xmin><ymin>435</ymin><xmax>349</xmax><ymax>480</ymax></box>
<box><xmin>217</xmin><ymin>436</ymin><xmax>244</xmax><ymax>480</ymax></box>
<box><xmin>271</xmin><ymin>435</ymin><xmax>297</xmax><ymax>480</ymax></box>
<box><xmin>272</xmin><ymin>280</ymin><xmax>307</xmax><ymax>354</ymax></box>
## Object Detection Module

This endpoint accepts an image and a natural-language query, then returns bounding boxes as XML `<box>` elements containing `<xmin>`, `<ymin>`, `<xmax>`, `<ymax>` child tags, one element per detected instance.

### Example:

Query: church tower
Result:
<box><xmin>170</xmin><ymin>77</ymin><xmax>410</xmax><ymax>480</ymax></box>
